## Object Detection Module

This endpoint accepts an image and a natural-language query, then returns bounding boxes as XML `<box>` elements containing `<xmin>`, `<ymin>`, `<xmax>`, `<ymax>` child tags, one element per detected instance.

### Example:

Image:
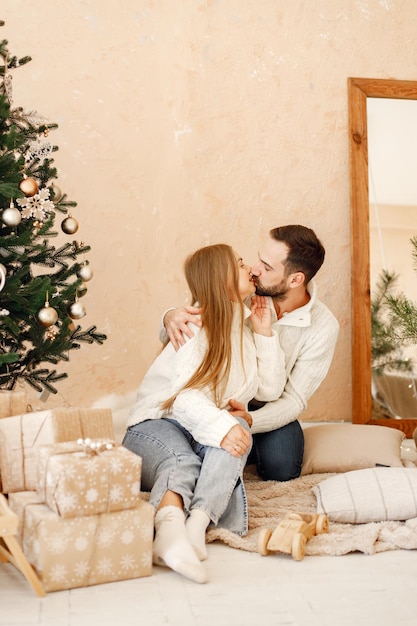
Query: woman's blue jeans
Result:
<box><xmin>123</xmin><ymin>417</ymin><xmax>252</xmax><ymax>536</ymax></box>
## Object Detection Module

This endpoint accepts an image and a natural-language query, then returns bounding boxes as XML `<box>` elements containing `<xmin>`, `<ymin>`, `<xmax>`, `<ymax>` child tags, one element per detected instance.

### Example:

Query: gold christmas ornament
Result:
<box><xmin>77</xmin><ymin>263</ymin><xmax>93</xmax><ymax>282</ymax></box>
<box><xmin>61</xmin><ymin>215</ymin><xmax>79</xmax><ymax>234</ymax></box>
<box><xmin>45</xmin><ymin>325</ymin><xmax>59</xmax><ymax>341</ymax></box>
<box><xmin>37</xmin><ymin>300</ymin><xmax>59</xmax><ymax>328</ymax></box>
<box><xmin>19</xmin><ymin>175</ymin><xmax>39</xmax><ymax>197</ymax></box>
<box><xmin>68</xmin><ymin>299</ymin><xmax>86</xmax><ymax>320</ymax></box>
<box><xmin>50</xmin><ymin>184</ymin><xmax>63</xmax><ymax>203</ymax></box>
<box><xmin>2</xmin><ymin>201</ymin><xmax>22</xmax><ymax>227</ymax></box>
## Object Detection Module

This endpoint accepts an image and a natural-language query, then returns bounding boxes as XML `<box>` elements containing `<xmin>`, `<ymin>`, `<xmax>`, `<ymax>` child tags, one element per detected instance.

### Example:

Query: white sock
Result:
<box><xmin>186</xmin><ymin>508</ymin><xmax>210</xmax><ymax>561</ymax></box>
<box><xmin>153</xmin><ymin>505</ymin><xmax>208</xmax><ymax>584</ymax></box>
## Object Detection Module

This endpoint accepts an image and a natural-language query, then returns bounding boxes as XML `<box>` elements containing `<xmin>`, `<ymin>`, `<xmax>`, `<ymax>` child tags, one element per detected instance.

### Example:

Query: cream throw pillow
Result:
<box><xmin>313</xmin><ymin>467</ymin><xmax>417</xmax><ymax>523</ymax></box>
<box><xmin>301</xmin><ymin>424</ymin><xmax>405</xmax><ymax>475</ymax></box>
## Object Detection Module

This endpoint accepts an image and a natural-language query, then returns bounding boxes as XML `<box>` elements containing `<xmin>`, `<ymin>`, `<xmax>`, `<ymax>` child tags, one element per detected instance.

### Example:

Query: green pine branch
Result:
<box><xmin>371</xmin><ymin>240</ymin><xmax>417</xmax><ymax>375</ymax></box>
<box><xmin>71</xmin><ymin>325</ymin><xmax>107</xmax><ymax>346</ymax></box>
<box><xmin>386</xmin><ymin>293</ymin><xmax>417</xmax><ymax>344</ymax></box>
<box><xmin>21</xmin><ymin>369</ymin><xmax>68</xmax><ymax>394</ymax></box>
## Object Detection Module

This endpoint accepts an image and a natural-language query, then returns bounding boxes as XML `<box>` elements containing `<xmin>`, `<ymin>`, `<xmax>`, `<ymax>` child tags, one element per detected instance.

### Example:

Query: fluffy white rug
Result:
<box><xmin>206</xmin><ymin>467</ymin><xmax>417</xmax><ymax>556</ymax></box>
<box><xmin>92</xmin><ymin>393</ymin><xmax>417</xmax><ymax>556</ymax></box>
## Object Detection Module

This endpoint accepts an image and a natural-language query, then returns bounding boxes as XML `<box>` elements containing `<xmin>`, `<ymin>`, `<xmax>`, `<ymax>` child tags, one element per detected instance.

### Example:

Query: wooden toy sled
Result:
<box><xmin>0</xmin><ymin>493</ymin><xmax>45</xmax><ymax>597</ymax></box>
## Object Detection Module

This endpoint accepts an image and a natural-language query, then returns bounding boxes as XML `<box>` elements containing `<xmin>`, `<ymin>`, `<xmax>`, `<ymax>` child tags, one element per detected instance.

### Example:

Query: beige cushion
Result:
<box><xmin>313</xmin><ymin>467</ymin><xmax>417</xmax><ymax>523</ymax></box>
<box><xmin>301</xmin><ymin>424</ymin><xmax>405</xmax><ymax>475</ymax></box>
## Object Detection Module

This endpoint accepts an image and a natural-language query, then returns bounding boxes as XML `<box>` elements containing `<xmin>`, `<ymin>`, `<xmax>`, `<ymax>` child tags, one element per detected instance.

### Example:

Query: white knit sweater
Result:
<box><xmin>249</xmin><ymin>281</ymin><xmax>339</xmax><ymax>434</ymax></box>
<box><xmin>127</xmin><ymin>304</ymin><xmax>286</xmax><ymax>448</ymax></box>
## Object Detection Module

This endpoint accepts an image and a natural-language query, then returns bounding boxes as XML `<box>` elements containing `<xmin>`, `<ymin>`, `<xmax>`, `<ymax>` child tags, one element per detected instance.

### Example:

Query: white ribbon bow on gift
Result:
<box><xmin>76</xmin><ymin>437</ymin><xmax>115</xmax><ymax>455</ymax></box>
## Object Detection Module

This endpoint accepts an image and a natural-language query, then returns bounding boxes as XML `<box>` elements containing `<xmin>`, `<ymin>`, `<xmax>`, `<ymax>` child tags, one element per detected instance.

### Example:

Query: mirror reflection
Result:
<box><xmin>368</xmin><ymin>98</ymin><xmax>417</xmax><ymax>421</ymax></box>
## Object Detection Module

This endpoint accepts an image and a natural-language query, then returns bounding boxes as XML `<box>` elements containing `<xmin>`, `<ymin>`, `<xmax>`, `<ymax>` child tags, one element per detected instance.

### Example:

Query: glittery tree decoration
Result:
<box><xmin>0</xmin><ymin>24</ymin><xmax>106</xmax><ymax>394</ymax></box>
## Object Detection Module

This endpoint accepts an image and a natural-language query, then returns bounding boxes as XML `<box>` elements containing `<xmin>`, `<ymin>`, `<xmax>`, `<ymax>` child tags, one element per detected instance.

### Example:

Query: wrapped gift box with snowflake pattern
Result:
<box><xmin>0</xmin><ymin>407</ymin><xmax>114</xmax><ymax>493</ymax></box>
<box><xmin>8</xmin><ymin>490</ymin><xmax>154</xmax><ymax>591</ymax></box>
<box><xmin>36</xmin><ymin>439</ymin><xmax>142</xmax><ymax>518</ymax></box>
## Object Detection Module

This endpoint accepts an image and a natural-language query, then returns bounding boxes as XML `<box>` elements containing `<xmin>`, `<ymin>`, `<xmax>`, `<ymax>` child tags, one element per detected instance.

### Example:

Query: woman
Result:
<box><xmin>123</xmin><ymin>244</ymin><xmax>285</xmax><ymax>583</ymax></box>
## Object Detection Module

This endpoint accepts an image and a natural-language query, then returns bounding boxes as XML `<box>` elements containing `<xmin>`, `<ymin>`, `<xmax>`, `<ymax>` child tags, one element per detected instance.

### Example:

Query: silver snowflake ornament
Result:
<box><xmin>16</xmin><ymin>187</ymin><xmax>55</xmax><ymax>221</ymax></box>
<box><xmin>25</xmin><ymin>138</ymin><xmax>53</xmax><ymax>163</ymax></box>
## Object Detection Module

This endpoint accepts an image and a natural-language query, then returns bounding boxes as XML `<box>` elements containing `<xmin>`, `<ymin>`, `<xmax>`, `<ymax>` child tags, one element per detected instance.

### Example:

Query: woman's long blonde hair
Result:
<box><xmin>161</xmin><ymin>244</ymin><xmax>245</xmax><ymax>411</ymax></box>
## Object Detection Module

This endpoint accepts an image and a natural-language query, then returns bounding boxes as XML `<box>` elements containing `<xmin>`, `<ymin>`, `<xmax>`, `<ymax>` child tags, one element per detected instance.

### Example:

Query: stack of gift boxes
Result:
<box><xmin>0</xmin><ymin>390</ymin><xmax>154</xmax><ymax>592</ymax></box>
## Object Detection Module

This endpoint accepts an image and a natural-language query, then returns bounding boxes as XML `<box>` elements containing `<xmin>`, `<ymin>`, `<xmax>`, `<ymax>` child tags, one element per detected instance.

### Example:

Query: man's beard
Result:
<box><xmin>254</xmin><ymin>277</ymin><xmax>289</xmax><ymax>301</ymax></box>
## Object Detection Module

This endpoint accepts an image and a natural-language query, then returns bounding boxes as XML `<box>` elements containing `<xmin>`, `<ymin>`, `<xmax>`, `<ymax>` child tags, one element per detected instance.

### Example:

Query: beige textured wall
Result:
<box><xmin>2</xmin><ymin>1</ymin><xmax>417</xmax><ymax>421</ymax></box>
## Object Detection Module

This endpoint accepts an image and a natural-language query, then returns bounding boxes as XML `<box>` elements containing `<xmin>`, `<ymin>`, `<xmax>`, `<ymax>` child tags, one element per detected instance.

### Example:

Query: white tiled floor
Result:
<box><xmin>2</xmin><ymin>417</ymin><xmax>416</xmax><ymax>625</ymax></box>
<box><xmin>1</xmin><ymin>541</ymin><xmax>417</xmax><ymax>626</ymax></box>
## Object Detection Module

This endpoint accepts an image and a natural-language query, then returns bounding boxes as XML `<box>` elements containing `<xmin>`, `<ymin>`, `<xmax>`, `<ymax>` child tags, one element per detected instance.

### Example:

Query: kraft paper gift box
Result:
<box><xmin>0</xmin><ymin>389</ymin><xmax>28</xmax><ymax>419</ymax></box>
<box><xmin>0</xmin><ymin>388</ymin><xmax>28</xmax><ymax>488</ymax></box>
<box><xmin>36</xmin><ymin>439</ymin><xmax>142</xmax><ymax>518</ymax></box>
<box><xmin>0</xmin><ymin>408</ymin><xmax>114</xmax><ymax>494</ymax></box>
<box><xmin>7</xmin><ymin>490</ymin><xmax>41</xmax><ymax>539</ymax></box>
<box><xmin>7</xmin><ymin>491</ymin><xmax>154</xmax><ymax>592</ymax></box>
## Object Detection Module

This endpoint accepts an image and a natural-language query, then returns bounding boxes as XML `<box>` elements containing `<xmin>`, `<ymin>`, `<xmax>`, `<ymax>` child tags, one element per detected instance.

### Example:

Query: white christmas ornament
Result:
<box><xmin>2</xmin><ymin>204</ymin><xmax>22</xmax><ymax>227</ymax></box>
<box><xmin>68</xmin><ymin>300</ymin><xmax>86</xmax><ymax>320</ymax></box>
<box><xmin>78</xmin><ymin>264</ymin><xmax>93</xmax><ymax>282</ymax></box>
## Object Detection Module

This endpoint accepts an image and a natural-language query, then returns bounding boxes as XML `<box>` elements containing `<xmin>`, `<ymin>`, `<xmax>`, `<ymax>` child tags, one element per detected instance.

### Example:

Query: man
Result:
<box><xmin>162</xmin><ymin>225</ymin><xmax>339</xmax><ymax>481</ymax></box>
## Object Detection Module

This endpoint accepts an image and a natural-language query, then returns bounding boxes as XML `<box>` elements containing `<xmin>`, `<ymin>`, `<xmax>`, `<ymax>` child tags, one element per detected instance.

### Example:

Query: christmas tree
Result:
<box><xmin>0</xmin><ymin>24</ymin><xmax>106</xmax><ymax>395</ymax></box>
<box><xmin>371</xmin><ymin>236</ymin><xmax>417</xmax><ymax>375</ymax></box>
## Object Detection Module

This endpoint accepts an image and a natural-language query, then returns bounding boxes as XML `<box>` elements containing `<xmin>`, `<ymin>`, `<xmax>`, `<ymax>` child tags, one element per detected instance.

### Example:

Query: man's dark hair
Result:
<box><xmin>270</xmin><ymin>224</ymin><xmax>325</xmax><ymax>283</ymax></box>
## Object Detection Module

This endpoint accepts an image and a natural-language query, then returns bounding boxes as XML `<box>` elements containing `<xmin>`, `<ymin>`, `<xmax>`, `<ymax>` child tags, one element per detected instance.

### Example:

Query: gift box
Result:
<box><xmin>36</xmin><ymin>439</ymin><xmax>142</xmax><ymax>518</ymax></box>
<box><xmin>0</xmin><ymin>389</ymin><xmax>28</xmax><ymax>419</ymax></box>
<box><xmin>0</xmin><ymin>387</ymin><xmax>28</xmax><ymax>492</ymax></box>
<box><xmin>0</xmin><ymin>408</ymin><xmax>114</xmax><ymax>493</ymax></box>
<box><xmin>8</xmin><ymin>491</ymin><xmax>154</xmax><ymax>592</ymax></box>
<box><xmin>6</xmin><ymin>490</ymin><xmax>41</xmax><ymax>539</ymax></box>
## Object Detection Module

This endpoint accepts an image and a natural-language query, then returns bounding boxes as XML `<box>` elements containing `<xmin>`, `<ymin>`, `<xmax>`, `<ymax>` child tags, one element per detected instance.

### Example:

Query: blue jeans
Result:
<box><xmin>248</xmin><ymin>420</ymin><xmax>304</xmax><ymax>481</ymax></box>
<box><xmin>123</xmin><ymin>417</ymin><xmax>252</xmax><ymax>536</ymax></box>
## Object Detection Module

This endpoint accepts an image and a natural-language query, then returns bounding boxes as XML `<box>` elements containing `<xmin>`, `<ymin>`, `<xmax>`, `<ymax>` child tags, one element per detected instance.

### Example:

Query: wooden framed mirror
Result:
<box><xmin>348</xmin><ymin>77</ymin><xmax>417</xmax><ymax>437</ymax></box>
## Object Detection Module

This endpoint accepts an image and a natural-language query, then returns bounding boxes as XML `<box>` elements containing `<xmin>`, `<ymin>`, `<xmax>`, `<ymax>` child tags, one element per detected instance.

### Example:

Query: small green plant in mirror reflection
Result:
<box><xmin>371</xmin><ymin>236</ymin><xmax>417</xmax><ymax>375</ymax></box>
